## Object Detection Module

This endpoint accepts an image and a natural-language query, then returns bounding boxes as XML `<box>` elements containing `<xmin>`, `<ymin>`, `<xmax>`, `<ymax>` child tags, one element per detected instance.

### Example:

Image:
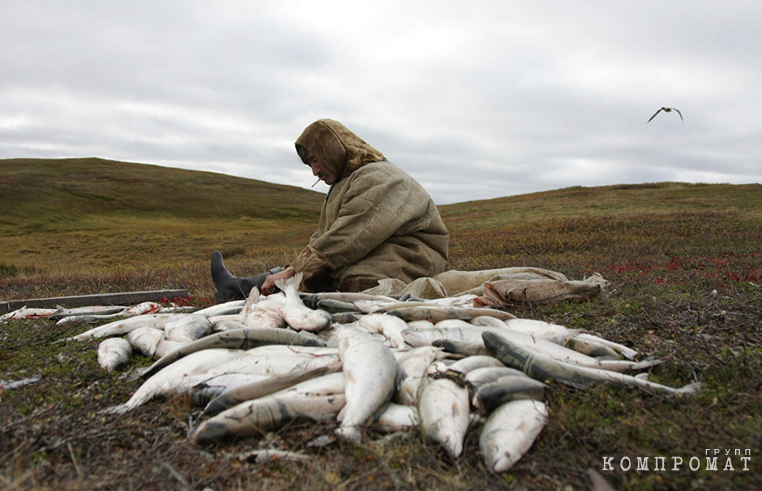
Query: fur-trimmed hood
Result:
<box><xmin>295</xmin><ymin>119</ymin><xmax>386</xmax><ymax>182</ymax></box>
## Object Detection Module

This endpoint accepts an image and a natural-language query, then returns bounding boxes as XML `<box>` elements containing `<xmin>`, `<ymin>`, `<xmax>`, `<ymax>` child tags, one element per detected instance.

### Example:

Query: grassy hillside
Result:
<box><xmin>0</xmin><ymin>158</ymin><xmax>325</xmax><ymax>284</ymax></box>
<box><xmin>442</xmin><ymin>182</ymin><xmax>762</xmax><ymax>274</ymax></box>
<box><xmin>0</xmin><ymin>157</ymin><xmax>324</xmax><ymax>227</ymax></box>
<box><xmin>441</xmin><ymin>182</ymin><xmax>762</xmax><ymax>232</ymax></box>
<box><xmin>0</xmin><ymin>161</ymin><xmax>760</xmax><ymax>490</ymax></box>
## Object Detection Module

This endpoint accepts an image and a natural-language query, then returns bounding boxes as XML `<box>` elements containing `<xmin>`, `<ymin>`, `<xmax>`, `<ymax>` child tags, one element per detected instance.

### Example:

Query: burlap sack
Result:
<box><xmin>435</xmin><ymin>267</ymin><xmax>569</xmax><ymax>296</ymax></box>
<box><xmin>361</xmin><ymin>268</ymin><xmax>607</xmax><ymax>305</ymax></box>
<box><xmin>473</xmin><ymin>273</ymin><xmax>609</xmax><ymax>307</ymax></box>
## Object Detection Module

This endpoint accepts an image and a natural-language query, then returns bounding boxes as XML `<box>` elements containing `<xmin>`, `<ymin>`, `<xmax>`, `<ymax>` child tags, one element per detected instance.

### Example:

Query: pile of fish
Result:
<box><xmin>1</xmin><ymin>301</ymin><xmax>193</xmax><ymax>323</ymax></box>
<box><xmin>12</xmin><ymin>272</ymin><xmax>700</xmax><ymax>473</ymax></box>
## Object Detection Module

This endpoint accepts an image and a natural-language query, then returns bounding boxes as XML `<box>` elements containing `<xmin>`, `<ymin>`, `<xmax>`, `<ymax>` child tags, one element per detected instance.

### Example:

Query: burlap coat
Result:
<box><xmin>290</xmin><ymin>119</ymin><xmax>450</xmax><ymax>292</ymax></box>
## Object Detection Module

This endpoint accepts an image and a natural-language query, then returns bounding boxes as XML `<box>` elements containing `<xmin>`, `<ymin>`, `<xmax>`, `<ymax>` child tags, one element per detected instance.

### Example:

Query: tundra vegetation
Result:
<box><xmin>1</xmin><ymin>158</ymin><xmax>760</xmax><ymax>490</ymax></box>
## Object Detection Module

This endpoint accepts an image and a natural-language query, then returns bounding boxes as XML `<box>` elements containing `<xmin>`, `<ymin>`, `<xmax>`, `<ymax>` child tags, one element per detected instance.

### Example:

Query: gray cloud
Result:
<box><xmin>1</xmin><ymin>1</ymin><xmax>759</xmax><ymax>204</ymax></box>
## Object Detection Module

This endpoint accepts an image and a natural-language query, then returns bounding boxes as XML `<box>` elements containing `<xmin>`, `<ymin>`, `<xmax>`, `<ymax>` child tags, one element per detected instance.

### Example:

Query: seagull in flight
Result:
<box><xmin>647</xmin><ymin>107</ymin><xmax>683</xmax><ymax>123</ymax></box>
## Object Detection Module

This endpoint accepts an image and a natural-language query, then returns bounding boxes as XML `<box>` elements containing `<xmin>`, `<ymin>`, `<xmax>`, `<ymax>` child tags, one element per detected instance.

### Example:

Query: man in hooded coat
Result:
<box><xmin>212</xmin><ymin>119</ymin><xmax>449</xmax><ymax>299</ymax></box>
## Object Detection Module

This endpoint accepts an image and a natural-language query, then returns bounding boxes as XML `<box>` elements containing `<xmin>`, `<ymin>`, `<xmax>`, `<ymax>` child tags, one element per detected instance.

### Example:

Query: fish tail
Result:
<box><xmin>99</xmin><ymin>403</ymin><xmax>130</xmax><ymax>415</ymax></box>
<box><xmin>335</xmin><ymin>425</ymin><xmax>362</xmax><ymax>444</ymax></box>
<box><xmin>337</xmin><ymin>405</ymin><xmax>347</xmax><ymax>422</ymax></box>
<box><xmin>631</xmin><ymin>357</ymin><xmax>666</xmax><ymax>371</ymax></box>
<box><xmin>292</xmin><ymin>271</ymin><xmax>304</xmax><ymax>286</ymax></box>
<box><xmin>677</xmin><ymin>382</ymin><xmax>702</xmax><ymax>395</ymax></box>
<box><xmin>276</xmin><ymin>271</ymin><xmax>304</xmax><ymax>292</ymax></box>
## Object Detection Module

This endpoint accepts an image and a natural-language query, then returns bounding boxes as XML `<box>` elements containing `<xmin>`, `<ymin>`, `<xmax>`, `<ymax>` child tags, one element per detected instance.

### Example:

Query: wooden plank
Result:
<box><xmin>0</xmin><ymin>289</ymin><xmax>189</xmax><ymax>314</ymax></box>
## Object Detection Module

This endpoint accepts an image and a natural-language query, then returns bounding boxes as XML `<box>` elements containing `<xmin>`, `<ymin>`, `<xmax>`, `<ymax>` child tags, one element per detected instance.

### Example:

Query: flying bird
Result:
<box><xmin>647</xmin><ymin>107</ymin><xmax>683</xmax><ymax>123</ymax></box>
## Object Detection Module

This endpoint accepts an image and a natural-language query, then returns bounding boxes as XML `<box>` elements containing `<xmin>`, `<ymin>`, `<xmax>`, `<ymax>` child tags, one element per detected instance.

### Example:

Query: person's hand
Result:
<box><xmin>261</xmin><ymin>266</ymin><xmax>296</xmax><ymax>295</ymax></box>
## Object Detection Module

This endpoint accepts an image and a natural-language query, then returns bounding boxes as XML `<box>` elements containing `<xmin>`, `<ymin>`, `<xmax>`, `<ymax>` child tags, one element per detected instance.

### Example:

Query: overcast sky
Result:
<box><xmin>2</xmin><ymin>1</ymin><xmax>760</xmax><ymax>204</ymax></box>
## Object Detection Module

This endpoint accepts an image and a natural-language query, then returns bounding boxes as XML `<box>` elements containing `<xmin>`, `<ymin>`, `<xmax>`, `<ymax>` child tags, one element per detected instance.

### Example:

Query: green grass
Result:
<box><xmin>1</xmin><ymin>159</ymin><xmax>760</xmax><ymax>490</ymax></box>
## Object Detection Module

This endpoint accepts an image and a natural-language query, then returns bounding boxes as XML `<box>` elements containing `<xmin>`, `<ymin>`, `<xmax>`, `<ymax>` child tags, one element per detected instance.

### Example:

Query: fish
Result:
<box><xmin>110</xmin><ymin>348</ymin><xmax>244</xmax><ymax>413</ymax></box>
<box><xmin>48</xmin><ymin>305</ymin><xmax>129</xmax><ymax>322</ymax></box>
<box><xmin>434</xmin><ymin>319</ymin><xmax>477</xmax><ymax>329</ymax></box>
<box><xmin>448</xmin><ymin>355</ymin><xmax>505</xmax><ymax>374</ymax></box>
<box><xmin>356</xmin><ymin>313</ymin><xmax>409</xmax><ymax>348</ymax></box>
<box><xmin>331</xmin><ymin>312</ymin><xmax>365</xmax><ymax>324</ymax></box>
<box><xmin>419</xmin><ymin>326</ymin><xmax>654</xmax><ymax>373</ymax></box>
<box><xmin>54</xmin><ymin>315</ymin><xmax>102</xmax><ymax>325</ymax></box>
<box><xmin>406</xmin><ymin>320</ymin><xmax>436</xmax><ymax>330</ymax></box>
<box><xmin>65</xmin><ymin>314</ymin><xmax>176</xmax><ymax>342</ymax></box>
<box><xmin>192</xmin><ymin>300</ymin><xmax>245</xmax><ymax>317</ymax></box>
<box><xmin>275</xmin><ymin>272</ymin><xmax>331</xmax><ymax>331</ymax></box>
<box><xmin>316</xmin><ymin>299</ymin><xmax>360</xmax><ymax>313</ymax></box>
<box><xmin>469</xmin><ymin>315</ymin><xmax>508</xmax><ymax>328</ymax></box>
<box><xmin>157</xmin><ymin>306</ymin><xmax>199</xmax><ymax>314</ymax></box>
<box><xmin>432</xmin><ymin>339</ymin><xmax>491</xmax><ymax>357</ymax></box>
<box><xmin>402</xmin><ymin>325</ymin><xmax>494</xmax><ymax>347</ymax></box>
<box><xmin>1</xmin><ymin>306</ymin><xmax>61</xmax><ymax>321</ymax></box>
<box><xmin>473</xmin><ymin>375</ymin><xmax>547</xmax><ymax>413</ymax></box>
<box><xmin>350</xmin><ymin>298</ymin><xmax>398</xmax><ymax>314</ymax></box>
<box><xmin>212</xmin><ymin>318</ymin><xmax>252</xmax><ymax>331</ymax></box>
<box><xmin>187</xmin><ymin>373</ymin><xmax>271</xmax><ymax>407</ymax></box>
<box><xmin>417</xmin><ymin>361</ymin><xmax>471</xmax><ymax>458</ymax></box>
<box><xmin>565</xmin><ymin>337</ymin><xmax>620</xmax><ymax>359</ymax></box>
<box><xmin>394</xmin><ymin>346</ymin><xmax>444</xmax><ymax>406</ymax></box>
<box><xmin>482</xmin><ymin>331</ymin><xmax>701</xmax><ymax>395</ymax></box>
<box><xmin>479</xmin><ymin>399</ymin><xmax>548</xmax><ymax>473</ymax></box>
<box><xmin>492</xmin><ymin>329</ymin><xmax>662</xmax><ymax>373</ymax></box>
<box><xmin>330</xmin><ymin>312</ymin><xmax>364</xmax><ymax>324</ymax></box>
<box><xmin>464</xmin><ymin>366</ymin><xmax>526</xmax><ymax>388</ymax></box>
<box><xmin>208</xmin><ymin>313</ymin><xmax>247</xmax><ymax>326</ymax></box>
<box><xmin>352</xmin><ymin>294</ymin><xmax>477</xmax><ymax>314</ymax></box>
<box><xmin>373</xmin><ymin>403</ymin><xmax>419</xmax><ymax>433</ymax></box>
<box><xmin>335</xmin><ymin>325</ymin><xmax>398</xmax><ymax>443</ymax></box>
<box><xmin>164</xmin><ymin>314</ymin><xmax>212</xmax><ymax>343</ymax></box>
<box><xmin>204</xmin><ymin>365</ymin><xmax>334</xmax><ymax>416</ymax></box>
<box><xmin>573</xmin><ymin>333</ymin><xmax>638</xmax><ymax>359</ymax></box>
<box><xmin>154</xmin><ymin>338</ymin><xmax>186</xmax><ymax>359</ymax></box>
<box><xmin>239</xmin><ymin>284</ymin><xmax>261</xmax><ymax>310</ymax></box>
<box><xmin>239</xmin><ymin>289</ymin><xmax>286</xmax><ymax>329</ymax></box>
<box><xmin>503</xmin><ymin>318</ymin><xmax>582</xmax><ymax>345</ymax></box>
<box><xmin>384</xmin><ymin>306</ymin><xmax>516</xmax><ymax>323</ymax></box>
<box><xmin>370</xmin><ymin>295</ymin><xmax>479</xmax><ymax>313</ymax></box>
<box><xmin>185</xmin><ymin>346</ymin><xmax>342</xmax><ymax>394</ymax></box>
<box><xmin>97</xmin><ymin>337</ymin><xmax>133</xmax><ymax>371</ymax></box>
<box><xmin>647</xmin><ymin>107</ymin><xmax>683</xmax><ymax>123</ymax></box>
<box><xmin>66</xmin><ymin>301</ymin><xmax>163</xmax><ymax>324</ymax></box>
<box><xmin>298</xmin><ymin>292</ymin><xmax>397</xmax><ymax>310</ymax></box>
<box><xmin>193</xmin><ymin>372</ymin><xmax>346</xmax><ymax>445</ymax></box>
<box><xmin>122</xmin><ymin>302</ymin><xmax>164</xmax><ymax>316</ymax></box>
<box><xmin>58</xmin><ymin>314</ymin><xmax>121</xmax><ymax>325</ymax></box>
<box><xmin>436</xmin><ymin>356</ymin><xmax>510</xmax><ymax>399</ymax></box>
<box><xmin>126</xmin><ymin>327</ymin><xmax>164</xmax><ymax>357</ymax></box>
<box><xmin>141</xmin><ymin>327</ymin><xmax>328</xmax><ymax>379</ymax></box>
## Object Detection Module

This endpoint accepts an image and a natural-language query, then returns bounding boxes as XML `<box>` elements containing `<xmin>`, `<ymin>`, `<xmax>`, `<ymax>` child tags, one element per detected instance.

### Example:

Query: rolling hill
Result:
<box><xmin>0</xmin><ymin>157</ymin><xmax>325</xmax><ymax>232</ymax></box>
<box><xmin>0</xmin><ymin>158</ymin><xmax>326</xmax><ymax>272</ymax></box>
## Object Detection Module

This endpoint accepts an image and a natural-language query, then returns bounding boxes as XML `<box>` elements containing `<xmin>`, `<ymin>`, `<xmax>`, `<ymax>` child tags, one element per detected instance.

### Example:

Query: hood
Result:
<box><xmin>295</xmin><ymin>119</ymin><xmax>386</xmax><ymax>182</ymax></box>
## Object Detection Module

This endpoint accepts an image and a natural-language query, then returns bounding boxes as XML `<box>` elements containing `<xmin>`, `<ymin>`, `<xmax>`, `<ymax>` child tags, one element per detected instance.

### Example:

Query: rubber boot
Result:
<box><xmin>211</xmin><ymin>251</ymin><xmax>283</xmax><ymax>302</ymax></box>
